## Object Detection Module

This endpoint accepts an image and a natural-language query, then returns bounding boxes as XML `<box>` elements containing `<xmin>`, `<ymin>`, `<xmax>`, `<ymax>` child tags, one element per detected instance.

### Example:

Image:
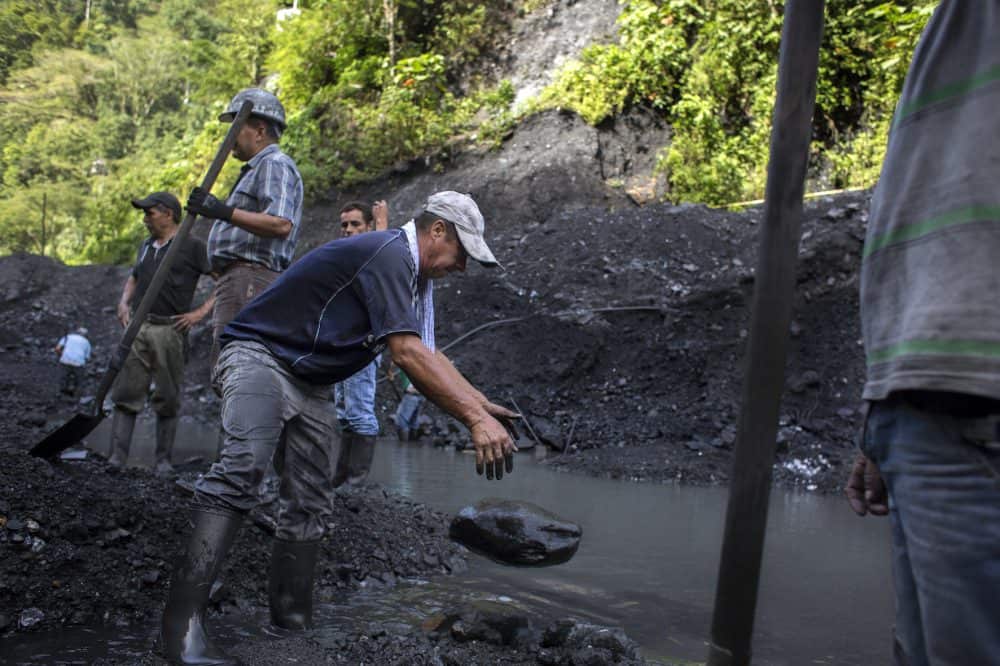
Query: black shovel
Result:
<box><xmin>30</xmin><ymin>100</ymin><xmax>254</xmax><ymax>459</ymax></box>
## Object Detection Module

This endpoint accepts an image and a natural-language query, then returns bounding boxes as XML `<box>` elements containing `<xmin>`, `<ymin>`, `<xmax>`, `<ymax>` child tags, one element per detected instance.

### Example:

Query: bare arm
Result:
<box><xmin>173</xmin><ymin>293</ymin><xmax>216</xmax><ymax>333</ymax></box>
<box><xmin>388</xmin><ymin>333</ymin><xmax>514</xmax><ymax>473</ymax></box>
<box><xmin>228</xmin><ymin>208</ymin><xmax>292</xmax><ymax>238</ymax></box>
<box><xmin>372</xmin><ymin>200</ymin><xmax>389</xmax><ymax>231</ymax></box>
<box><xmin>117</xmin><ymin>275</ymin><xmax>137</xmax><ymax>328</ymax></box>
<box><xmin>433</xmin><ymin>350</ymin><xmax>519</xmax><ymax>422</ymax></box>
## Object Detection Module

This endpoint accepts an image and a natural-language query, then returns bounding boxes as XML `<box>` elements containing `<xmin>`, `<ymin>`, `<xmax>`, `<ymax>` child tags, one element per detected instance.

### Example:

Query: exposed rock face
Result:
<box><xmin>449</xmin><ymin>498</ymin><xmax>582</xmax><ymax>566</ymax></box>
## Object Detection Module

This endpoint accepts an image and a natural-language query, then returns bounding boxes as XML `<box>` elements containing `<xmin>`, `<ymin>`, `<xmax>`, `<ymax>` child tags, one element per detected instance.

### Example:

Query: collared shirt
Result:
<box><xmin>221</xmin><ymin>230</ymin><xmax>423</xmax><ymax>384</ymax></box>
<box><xmin>206</xmin><ymin>143</ymin><xmax>304</xmax><ymax>273</ymax></box>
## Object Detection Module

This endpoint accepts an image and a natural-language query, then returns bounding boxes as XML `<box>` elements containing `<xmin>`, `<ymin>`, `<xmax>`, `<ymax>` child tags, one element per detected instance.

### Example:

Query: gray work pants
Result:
<box><xmin>194</xmin><ymin>341</ymin><xmax>336</xmax><ymax>541</ymax></box>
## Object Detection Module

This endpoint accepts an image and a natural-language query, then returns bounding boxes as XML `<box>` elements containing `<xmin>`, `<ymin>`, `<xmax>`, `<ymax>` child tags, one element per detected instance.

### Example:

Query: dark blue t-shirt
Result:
<box><xmin>221</xmin><ymin>230</ymin><xmax>420</xmax><ymax>384</ymax></box>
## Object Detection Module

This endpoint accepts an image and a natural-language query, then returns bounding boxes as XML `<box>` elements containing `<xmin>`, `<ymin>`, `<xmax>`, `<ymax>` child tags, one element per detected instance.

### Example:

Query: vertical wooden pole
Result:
<box><xmin>707</xmin><ymin>2</ymin><xmax>825</xmax><ymax>664</ymax></box>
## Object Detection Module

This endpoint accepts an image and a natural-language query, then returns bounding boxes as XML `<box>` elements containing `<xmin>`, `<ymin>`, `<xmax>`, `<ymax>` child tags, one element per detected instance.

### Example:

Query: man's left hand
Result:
<box><xmin>187</xmin><ymin>186</ymin><xmax>234</xmax><ymax>221</ymax></box>
<box><xmin>172</xmin><ymin>311</ymin><xmax>204</xmax><ymax>333</ymax></box>
<box><xmin>845</xmin><ymin>452</ymin><xmax>889</xmax><ymax>516</ymax></box>
<box><xmin>471</xmin><ymin>414</ymin><xmax>516</xmax><ymax>481</ymax></box>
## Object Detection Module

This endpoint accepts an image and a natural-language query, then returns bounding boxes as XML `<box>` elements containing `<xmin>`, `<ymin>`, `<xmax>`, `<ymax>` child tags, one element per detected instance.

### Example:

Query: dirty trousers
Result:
<box><xmin>210</xmin><ymin>263</ymin><xmax>279</xmax><ymax>371</ymax></box>
<box><xmin>862</xmin><ymin>391</ymin><xmax>1000</xmax><ymax>666</ymax></box>
<box><xmin>111</xmin><ymin>321</ymin><xmax>185</xmax><ymax>417</ymax></box>
<box><xmin>194</xmin><ymin>340</ymin><xmax>335</xmax><ymax>542</ymax></box>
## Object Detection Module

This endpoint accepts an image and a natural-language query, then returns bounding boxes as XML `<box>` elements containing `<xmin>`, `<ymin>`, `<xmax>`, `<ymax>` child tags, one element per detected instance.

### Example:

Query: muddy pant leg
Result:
<box><xmin>194</xmin><ymin>343</ymin><xmax>286</xmax><ymax>514</ymax></box>
<box><xmin>147</xmin><ymin>324</ymin><xmax>186</xmax><ymax>418</ymax></box>
<box><xmin>210</xmin><ymin>265</ymin><xmax>279</xmax><ymax>374</ymax></box>
<box><xmin>110</xmin><ymin>323</ymin><xmax>154</xmax><ymax>414</ymax></box>
<box><xmin>60</xmin><ymin>365</ymin><xmax>79</xmax><ymax>395</ymax></box>
<box><xmin>863</xmin><ymin>394</ymin><xmax>1000</xmax><ymax>666</ymax></box>
<box><xmin>274</xmin><ymin>386</ymin><xmax>336</xmax><ymax>542</ymax></box>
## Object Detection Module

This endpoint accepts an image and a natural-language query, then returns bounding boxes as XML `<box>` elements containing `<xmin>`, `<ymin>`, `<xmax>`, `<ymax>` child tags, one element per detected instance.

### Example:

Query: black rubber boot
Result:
<box><xmin>268</xmin><ymin>539</ymin><xmax>319</xmax><ymax>630</ymax></box>
<box><xmin>347</xmin><ymin>435</ymin><xmax>376</xmax><ymax>485</ymax></box>
<box><xmin>155</xmin><ymin>415</ymin><xmax>178</xmax><ymax>477</ymax></box>
<box><xmin>160</xmin><ymin>508</ymin><xmax>243</xmax><ymax>665</ymax></box>
<box><xmin>107</xmin><ymin>409</ymin><xmax>136</xmax><ymax>468</ymax></box>
<box><xmin>331</xmin><ymin>432</ymin><xmax>353</xmax><ymax>488</ymax></box>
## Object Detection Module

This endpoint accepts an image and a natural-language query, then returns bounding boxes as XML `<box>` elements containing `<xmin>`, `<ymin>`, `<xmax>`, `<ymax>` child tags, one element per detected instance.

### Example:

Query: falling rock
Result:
<box><xmin>449</xmin><ymin>499</ymin><xmax>581</xmax><ymax>566</ymax></box>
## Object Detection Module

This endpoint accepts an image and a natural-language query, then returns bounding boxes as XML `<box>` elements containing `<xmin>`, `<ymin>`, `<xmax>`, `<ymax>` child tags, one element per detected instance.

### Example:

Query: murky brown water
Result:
<box><xmin>7</xmin><ymin>420</ymin><xmax>893</xmax><ymax>664</ymax></box>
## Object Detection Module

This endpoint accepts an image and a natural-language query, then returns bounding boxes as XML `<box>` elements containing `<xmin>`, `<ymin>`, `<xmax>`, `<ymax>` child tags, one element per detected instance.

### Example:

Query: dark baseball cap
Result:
<box><xmin>131</xmin><ymin>191</ymin><xmax>182</xmax><ymax>223</ymax></box>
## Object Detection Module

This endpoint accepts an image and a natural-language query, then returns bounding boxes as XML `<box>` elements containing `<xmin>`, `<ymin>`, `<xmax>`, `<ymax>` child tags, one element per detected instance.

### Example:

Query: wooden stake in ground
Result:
<box><xmin>706</xmin><ymin>2</ymin><xmax>825</xmax><ymax>665</ymax></box>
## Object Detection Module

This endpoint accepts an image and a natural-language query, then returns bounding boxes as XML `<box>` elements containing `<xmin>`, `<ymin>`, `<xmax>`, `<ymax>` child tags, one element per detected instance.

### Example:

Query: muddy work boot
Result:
<box><xmin>107</xmin><ymin>409</ymin><xmax>136</xmax><ymax>468</ymax></box>
<box><xmin>161</xmin><ymin>507</ymin><xmax>243</xmax><ymax>666</ymax></box>
<box><xmin>333</xmin><ymin>433</ymin><xmax>376</xmax><ymax>486</ymax></box>
<box><xmin>331</xmin><ymin>432</ymin><xmax>353</xmax><ymax>488</ymax></box>
<box><xmin>268</xmin><ymin>539</ymin><xmax>319</xmax><ymax>630</ymax></box>
<box><xmin>154</xmin><ymin>415</ymin><xmax>178</xmax><ymax>477</ymax></box>
<box><xmin>346</xmin><ymin>435</ymin><xmax>376</xmax><ymax>485</ymax></box>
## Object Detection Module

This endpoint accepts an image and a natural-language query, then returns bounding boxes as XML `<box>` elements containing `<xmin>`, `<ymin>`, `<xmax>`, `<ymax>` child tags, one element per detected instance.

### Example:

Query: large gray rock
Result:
<box><xmin>449</xmin><ymin>499</ymin><xmax>581</xmax><ymax>566</ymax></box>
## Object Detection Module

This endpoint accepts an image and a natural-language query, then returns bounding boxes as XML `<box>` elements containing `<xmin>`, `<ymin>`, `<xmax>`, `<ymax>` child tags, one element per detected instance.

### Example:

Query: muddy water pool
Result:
<box><xmin>7</xmin><ymin>419</ymin><xmax>893</xmax><ymax>664</ymax></box>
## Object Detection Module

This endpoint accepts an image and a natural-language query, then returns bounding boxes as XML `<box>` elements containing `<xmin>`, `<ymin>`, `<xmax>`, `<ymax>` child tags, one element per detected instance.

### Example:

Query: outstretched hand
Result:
<box><xmin>471</xmin><ymin>411</ymin><xmax>518</xmax><ymax>481</ymax></box>
<box><xmin>845</xmin><ymin>451</ymin><xmax>889</xmax><ymax>516</ymax></box>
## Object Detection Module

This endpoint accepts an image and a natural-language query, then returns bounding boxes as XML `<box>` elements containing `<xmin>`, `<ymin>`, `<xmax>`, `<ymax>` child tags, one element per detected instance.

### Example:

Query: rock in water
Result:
<box><xmin>449</xmin><ymin>499</ymin><xmax>581</xmax><ymax>566</ymax></box>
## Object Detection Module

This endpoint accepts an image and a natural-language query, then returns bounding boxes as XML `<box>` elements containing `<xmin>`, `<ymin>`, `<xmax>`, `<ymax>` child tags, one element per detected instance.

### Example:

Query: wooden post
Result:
<box><xmin>706</xmin><ymin>2</ymin><xmax>825</xmax><ymax>664</ymax></box>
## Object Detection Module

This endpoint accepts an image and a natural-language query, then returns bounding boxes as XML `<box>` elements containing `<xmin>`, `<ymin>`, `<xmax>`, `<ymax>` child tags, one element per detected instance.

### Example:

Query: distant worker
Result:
<box><xmin>332</xmin><ymin>199</ymin><xmax>389</xmax><ymax>486</ymax></box>
<box><xmin>846</xmin><ymin>4</ymin><xmax>1000</xmax><ymax>665</ymax></box>
<box><xmin>186</xmin><ymin>87</ymin><xmax>304</xmax><ymax>371</ymax></box>
<box><xmin>160</xmin><ymin>191</ymin><xmax>518</xmax><ymax>666</ymax></box>
<box><xmin>55</xmin><ymin>327</ymin><xmax>91</xmax><ymax>396</ymax></box>
<box><xmin>108</xmin><ymin>192</ymin><xmax>214</xmax><ymax>475</ymax></box>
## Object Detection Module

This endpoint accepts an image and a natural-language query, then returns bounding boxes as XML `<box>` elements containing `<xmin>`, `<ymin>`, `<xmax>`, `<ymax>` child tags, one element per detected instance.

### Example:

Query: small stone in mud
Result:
<box><xmin>450</xmin><ymin>499</ymin><xmax>581</xmax><ymax>566</ymax></box>
<box><xmin>18</xmin><ymin>607</ymin><xmax>44</xmax><ymax>629</ymax></box>
<box><xmin>141</xmin><ymin>570</ymin><xmax>160</xmax><ymax>585</ymax></box>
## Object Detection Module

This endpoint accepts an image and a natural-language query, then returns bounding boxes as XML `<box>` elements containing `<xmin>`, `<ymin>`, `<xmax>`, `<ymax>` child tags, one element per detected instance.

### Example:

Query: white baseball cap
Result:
<box><xmin>423</xmin><ymin>191</ymin><xmax>500</xmax><ymax>268</ymax></box>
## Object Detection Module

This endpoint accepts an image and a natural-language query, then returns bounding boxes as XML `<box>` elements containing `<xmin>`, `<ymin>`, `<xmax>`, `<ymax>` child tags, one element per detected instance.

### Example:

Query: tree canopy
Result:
<box><xmin>0</xmin><ymin>0</ymin><xmax>936</xmax><ymax>264</ymax></box>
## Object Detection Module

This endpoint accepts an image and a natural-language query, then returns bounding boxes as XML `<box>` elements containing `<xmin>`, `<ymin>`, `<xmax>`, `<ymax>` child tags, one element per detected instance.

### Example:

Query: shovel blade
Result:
<box><xmin>30</xmin><ymin>413</ymin><xmax>105</xmax><ymax>459</ymax></box>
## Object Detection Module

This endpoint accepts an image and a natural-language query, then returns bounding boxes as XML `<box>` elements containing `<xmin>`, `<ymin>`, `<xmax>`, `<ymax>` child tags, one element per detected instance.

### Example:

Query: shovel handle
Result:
<box><xmin>91</xmin><ymin>101</ymin><xmax>254</xmax><ymax>414</ymax></box>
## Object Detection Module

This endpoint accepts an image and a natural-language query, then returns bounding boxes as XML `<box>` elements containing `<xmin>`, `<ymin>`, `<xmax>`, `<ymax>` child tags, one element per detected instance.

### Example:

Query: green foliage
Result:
<box><xmin>0</xmin><ymin>0</ymin><xmax>942</xmax><ymax>263</ymax></box>
<box><xmin>531</xmin><ymin>0</ymin><xmax>694</xmax><ymax>124</ymax></box>
<box><xmin>536</xmin><ymin>0</ymin><xmax>937</xmax><ymax>205</ymax></box>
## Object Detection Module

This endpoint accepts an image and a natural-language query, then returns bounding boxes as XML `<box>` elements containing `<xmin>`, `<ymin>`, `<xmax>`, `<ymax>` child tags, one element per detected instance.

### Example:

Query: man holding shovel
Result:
<box><xmin>107</xmin><ymin>192</ymin><xmax>214</xmax><ymax>474</ymax></box>
<box><xmin>186</xmin><ymin>87</ymin><xmax>304</xmax><ymax>370</ymax></box>
<box><xmin>160</xmin><ymin>191</ymin><xmax>519</xmax><ymax>665</ymax></box>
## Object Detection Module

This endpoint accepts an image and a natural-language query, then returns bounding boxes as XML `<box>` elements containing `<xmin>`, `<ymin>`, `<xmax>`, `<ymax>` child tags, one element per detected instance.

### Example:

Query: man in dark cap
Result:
<box><xmin>108</xmin><ymin>192</ymin><xmax>214</xmax><ymax>474</ymax></box>
<box><xmin>186</xmin><ymin>87</ymin><xmax>304</xmax><ymax>369</ymax></box>
<box><xmin>160</xmin><ymin>191</ymin><xmax>518</xmax><ymax>665</ymax></box>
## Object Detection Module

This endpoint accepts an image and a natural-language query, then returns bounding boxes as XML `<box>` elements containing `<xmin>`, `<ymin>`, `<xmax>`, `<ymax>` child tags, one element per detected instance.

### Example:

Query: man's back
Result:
<box><xmin>58</xmin><ymin>333</ymin><xmax>91</xmax><ymax>367</ymax></box>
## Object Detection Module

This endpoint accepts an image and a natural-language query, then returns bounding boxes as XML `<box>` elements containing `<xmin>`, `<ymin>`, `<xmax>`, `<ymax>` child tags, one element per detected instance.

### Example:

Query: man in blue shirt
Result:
<box><xmin>161</xmin><ymin>192</ymin><xmax>519</xmax><ymax>665</ymax></box>
<box><xmin>55</xmin><ymin>327</ymin><xmax>91</xmax><ymax>396</ymax></box>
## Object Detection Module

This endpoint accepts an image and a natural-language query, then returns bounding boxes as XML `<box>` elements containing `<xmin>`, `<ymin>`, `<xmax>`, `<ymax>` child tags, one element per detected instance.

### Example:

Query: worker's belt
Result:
<box><xmin>146</xmin><ymin>314</ymin><xmax>176</xmax><ymax>325</ymax></box>
<box><xmin>217</xmin><ymin>260</ymin><xmax>274</xmax><ymax>275</ymax></box>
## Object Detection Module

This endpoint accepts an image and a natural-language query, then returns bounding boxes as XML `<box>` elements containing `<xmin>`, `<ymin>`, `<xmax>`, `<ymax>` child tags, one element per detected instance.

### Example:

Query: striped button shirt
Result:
<box><xmin>207</xmin><ymin>143</ymin><xmax>304</xmax><ymax>273</ymax></box>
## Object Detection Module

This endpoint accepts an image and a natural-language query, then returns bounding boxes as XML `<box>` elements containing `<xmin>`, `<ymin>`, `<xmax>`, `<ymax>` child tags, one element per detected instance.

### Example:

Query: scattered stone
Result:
<box><xmin>450</xmin><ymin>498</ymin><xmax>582</xmax><ymax>566</ymax></box>
<box><xmin>18</xmin><ymin>607</ymin><xmax>44</xmax><ymax>629</ymax></box>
